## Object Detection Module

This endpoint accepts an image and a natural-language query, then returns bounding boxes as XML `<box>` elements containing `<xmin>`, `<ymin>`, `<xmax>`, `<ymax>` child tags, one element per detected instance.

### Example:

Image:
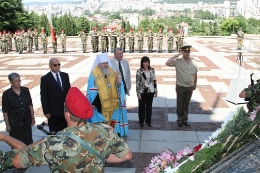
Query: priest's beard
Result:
<box><xmin>101</xmin><ymin>67</ymin><xmax>109</xmax><ymax>76</ymax></box>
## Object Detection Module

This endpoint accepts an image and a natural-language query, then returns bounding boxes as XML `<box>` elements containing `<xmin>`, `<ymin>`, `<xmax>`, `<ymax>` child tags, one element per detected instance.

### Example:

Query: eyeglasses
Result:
<box><xmin>12</xmin><ymin>79</ymin><xmax>21</xmax><ymax>83</ymax></box>
<box><xmin>53</xmin><ymin>64</ymin><xmax>61</xmax><ymax>67</ymax></box>
<box><xmin>183</xmin><ymin>50</ymin><xmax>191</xmax><ymax>53</ymax></box>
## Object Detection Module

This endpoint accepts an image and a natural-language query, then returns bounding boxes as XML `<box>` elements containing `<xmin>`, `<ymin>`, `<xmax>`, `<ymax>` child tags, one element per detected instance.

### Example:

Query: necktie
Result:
<box><xmin>56</xmin><ymin>74</ymin><xmax>62</xmax><ymax>90</ymax></box>
<box><xmin>118</xmin><ymin>62</ymin><xmax>125</xmax><ymax>86</ymax></box>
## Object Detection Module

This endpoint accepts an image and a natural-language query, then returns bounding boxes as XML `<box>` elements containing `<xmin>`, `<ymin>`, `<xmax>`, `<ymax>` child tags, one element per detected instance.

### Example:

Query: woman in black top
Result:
<box><xmin>2</xmin><ymin>73</ymin><xmax>35</xmax><ymax>145</ymax></box>
<box><xmin>136</xmin><ymin>56</ymin><xmax>157</xmax><ymax>127</ymax></box>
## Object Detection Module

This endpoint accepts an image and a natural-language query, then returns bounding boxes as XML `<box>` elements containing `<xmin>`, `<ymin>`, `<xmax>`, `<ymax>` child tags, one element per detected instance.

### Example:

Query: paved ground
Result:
<box><xmin>0</xmin><ymin>36</ymin><xmax>259</xmax><ymax>173</ymax></box>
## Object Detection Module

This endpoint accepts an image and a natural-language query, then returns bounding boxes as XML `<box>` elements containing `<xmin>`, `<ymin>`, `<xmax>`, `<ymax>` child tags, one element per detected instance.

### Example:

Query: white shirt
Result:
<box><xmin>51</xmin><ymin>71</ymin><xmax>63</xmax><ymax>88</ymax></box>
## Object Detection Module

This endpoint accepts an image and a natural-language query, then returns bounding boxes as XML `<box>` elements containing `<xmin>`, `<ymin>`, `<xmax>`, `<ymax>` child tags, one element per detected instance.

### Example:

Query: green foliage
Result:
<box><xmin>122</xmin><ymin>7</ymin><xmax>155</xmax><ymax>16</ymax></box>
<box><xmin>75</xmin><ymin>15</ymin><xmax>90</xmax><ymax>33</ymax></box>
<box><xmin>179</xmin><ymin>104</ymin><xmax>260</xmax><ymax>172</ymax></box>
<box><xmin>179</xmin><ymin>144</ymin><xmax>223</xmax><ymax>173</ymax></box>
<box><xmin>0</xmin><ymin>0</ymin><xmax>30</xmax><ymax>32</ymax></box>
<box><xmin>194</xmin><ymin>10</ymin><xmax>215</xmax><ymax>20</ymax></box>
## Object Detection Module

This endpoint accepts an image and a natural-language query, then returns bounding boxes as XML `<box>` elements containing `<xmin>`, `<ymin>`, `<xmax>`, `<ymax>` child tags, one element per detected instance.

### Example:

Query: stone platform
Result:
<box><xmin>0</xmin><ymin>36</ymin><xmax>260</xmax><ymax>172</ymax></box>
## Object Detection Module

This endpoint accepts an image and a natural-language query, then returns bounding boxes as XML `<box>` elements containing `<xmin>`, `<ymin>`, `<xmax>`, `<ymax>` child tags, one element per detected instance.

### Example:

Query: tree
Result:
<box><xmin>0</xmin><ymin>0</ymin><xmax>30</xmax><ymax>32</ymax></box>
<box><xmin>121</xmin><ymin>17</ymin><xmax>126</xmax><ymax>29</ymax></box>
<box><xmin>220</xmin><ymin>18</ymin><xmax>239</xmax><ymax>35</ymax></box>
<box><xmin>75</xmin><ymin>15</ymin><xmax>90</xmax><ymax>33</ymax></box>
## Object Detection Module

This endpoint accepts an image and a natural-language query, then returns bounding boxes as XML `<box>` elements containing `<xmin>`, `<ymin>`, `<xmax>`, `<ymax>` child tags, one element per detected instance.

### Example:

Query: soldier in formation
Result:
<box><xmin>26</xmin><ymin>28</ymin><xmax>34</xmax><ymax>52</ymax></box>
<box><xmin>176</xmin><ymin>29</ymin><xmax>184</xmax><ymax>52</ymax></box>
<box><xmin>156</xmin><ymin>28</ymin><xmax>163</xmax><ymax>53</ymax></box>
<box><xmin>137</xmin><ymin>28</ymin><xmax>144</xmax><ymax>53</ymax></box>
<box><xmin>7</xmin><ymin>31</ymin><xmax>12</xmax><ymax>51</ymax></box>
<box><xmin>51</xmin><ymin>29</ymin><xmax>58</xmax><ymax>54</ymax></box>
<box><xmin>15</xmin><ymin>31</ymin><xmax>23</xmax><ymax>54</ymax></box>
<box><xmin>59</xmin><ymin>29</ymin><xmax>67</xmax><ymax>53</ymax></box>
<box><xmin>2</xmin><ymin>31</ymin><xmax>9</xmax><ymax>54</ymax></box>
<box><xmin>119</xmin><ymin>28</ymin><xmax>126</xmax><ymax>52</ymax></box>
<box><xmin>78</xmin><ymin>30</ymin><xmax>87</xmax><ymax>53</ymax></box>
<box><xmin>128</xmin><ymin>28</ymin><xmax>135</xmax><ymax>53</ymax></box>
<box><xmin>109</xmin><ymin>28</ymin><xmax>118</xmax><ymax>53</ymax></box>
<box><xmin>167</xmin><ymin>28</ymin><xmax>174</xmax><ymax>53</ymax></box>
<box><xmin>33</xmin><ymin>28</ymin><xmax>39</xmax><ymax>50</ymax></box>
<box><xmin>100</xmin><ymin>28</ymin><xmax>109</xmax><ymax>53</ymax></box>
<box><xmin>40</xmin><ymin>28</ymin><xmax>48</xmax><ymax>54</ymax></box>
<box><xmin>90</xmin><ymin>27</ymin><xmax>99</xmax><ymax>53</ymax></box>
<box><xmin>147</xmin><ymin>28</ymin><xmax>154</xmax><ymax>53</ymax></box>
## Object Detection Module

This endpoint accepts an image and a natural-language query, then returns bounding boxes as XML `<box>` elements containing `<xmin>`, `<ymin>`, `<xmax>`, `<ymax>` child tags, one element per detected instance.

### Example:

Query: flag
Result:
<box><xmin>48</xmin><ymin>14</ymin><xmax>56</xmax><ymax>42</ymax></box>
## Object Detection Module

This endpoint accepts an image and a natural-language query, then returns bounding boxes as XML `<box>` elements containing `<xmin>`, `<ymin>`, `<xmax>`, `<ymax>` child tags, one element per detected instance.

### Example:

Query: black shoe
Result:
<box><xmin>177</xmin><ymin>123</ymin><xmax>182</xmax><ymax>127</ymax></box>
<box><xmin>183</xmin><ymin>122</ymin><xmax>191</xmax><ymax>126</ymax></box>
<box><xmin>147</xmin><ymin>123</ymin><xmax>152</xmax><ymax>127</ymax></box>
<box><xmin>140</xmin><ymin>124</ymin><xmax>144</xmax><ymax>128</ymax></box>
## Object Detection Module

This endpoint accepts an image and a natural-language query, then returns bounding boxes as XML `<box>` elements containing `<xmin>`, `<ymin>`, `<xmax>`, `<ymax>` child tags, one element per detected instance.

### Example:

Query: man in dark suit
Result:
<box><xmin>40</xmin><ymin>58</ymin><xmax>71</xmax><ymax>132</ymax></box>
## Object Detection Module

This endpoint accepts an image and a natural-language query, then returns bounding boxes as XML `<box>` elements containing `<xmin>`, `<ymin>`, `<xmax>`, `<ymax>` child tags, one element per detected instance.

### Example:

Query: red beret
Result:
<box><xmin>65</xmin><ymin>87</ymin><xmax>93</xmax><ymax>119</ymax></box>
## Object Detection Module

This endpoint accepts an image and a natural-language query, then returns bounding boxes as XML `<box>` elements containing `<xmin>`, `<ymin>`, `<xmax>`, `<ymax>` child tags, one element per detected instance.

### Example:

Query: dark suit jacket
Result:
<box><xmin>40</xmin><ymin>71</ymin><xmax>71</xmax><ymax>116</ymax></box>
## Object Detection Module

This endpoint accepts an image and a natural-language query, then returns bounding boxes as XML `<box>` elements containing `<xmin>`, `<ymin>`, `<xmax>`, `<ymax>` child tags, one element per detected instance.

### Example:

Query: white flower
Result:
<box><xmin>189</xmin><ymin>156</ymin><xmax>195</xmax><ymax>161</ymax></box>
<box><xmin>164</xmin><ymin>167</ymin><xmax>176</xmax><ymax>173</ymax></box>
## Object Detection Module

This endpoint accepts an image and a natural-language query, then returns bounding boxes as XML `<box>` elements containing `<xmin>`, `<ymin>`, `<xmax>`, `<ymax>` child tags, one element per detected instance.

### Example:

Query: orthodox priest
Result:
<box><xmin>87</xmin><ymin>53</ymin><xmax>128</xmax><ymax>137</ymax></box>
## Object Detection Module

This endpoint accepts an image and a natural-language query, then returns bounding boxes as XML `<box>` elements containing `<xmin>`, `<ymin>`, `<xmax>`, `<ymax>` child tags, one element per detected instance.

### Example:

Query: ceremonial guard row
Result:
<box><xmin>0</xmin><ymin>27</ymin><xmax>185</xmax><ymax>54</ymax></box>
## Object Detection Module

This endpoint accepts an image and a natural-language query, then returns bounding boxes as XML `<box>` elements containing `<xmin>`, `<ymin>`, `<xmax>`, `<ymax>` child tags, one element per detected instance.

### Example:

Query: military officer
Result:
<box><xmin>119</xmin><ymin>28</ymin><xmax>126</xmax><ymax>52</ymax></box>
<box><xmin>33</xmin><ymin>28</ymin><xmax>39</xmax><ymax>50</ymax></box>
<box><xmin>40</xmin><ymin>28</ymin><xmax>48</xmax><ymax>54</ymax></box>
<box><xmin>237</xmin><ymin>27</ymin><xmax>244</xmax><ymax>49</ymax></box>
<box><xmin>59</xmin><ymin>29</ymin><xmax>67</xmax><ymax>53</ymax></box>
<box><xmin>78</xmin><ymin>30</ymin><xmax>87</xmax><ymax>53</ymax></box>
<box><xmin>167</xmin><ymin>28</ymin><xmax>174</xmax><ymax>53</ymax></box>
<box><xmin>11</xmin><ymin>87</ymin><xmax>132</xmax><ymax>172</ymax></box>
<box><xmin>156</xmin><ymin>28</ymin><xmax>163</xmax><ymax>53</ymax></box>
<box><xmin>147</xmin><ymin>28</ymin><xmax>154</xmax><ymax>53</ymax></box>
<box><xmin>137</xmin><ymin>28</ymin><xmax>144</xmax><ymax>53</ymax></box>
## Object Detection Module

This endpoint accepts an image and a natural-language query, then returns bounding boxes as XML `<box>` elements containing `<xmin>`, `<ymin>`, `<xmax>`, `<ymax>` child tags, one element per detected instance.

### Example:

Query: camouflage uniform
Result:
<box><xmin>33</xmin><ymin>29</ymin><xmax>39</xmax><ymax>50</ymax></box>
<box><xmin>237</xmin><ymin>28</ymin><xmax>244</xmax><ymax>49</ymax></box>
<box><xmin>79</xmin><ymin>31</ymin><xmax>87</xmax><ymax>53</ymax></box>
<box><xmin>59</xmin><ymin>31</ymin><xmax>67</xmax><ymax>53</ymax></box>
<box><xmin>176</xmin><ymin>32</ymin><xmax>184</xmax><ymax>53</ymax></box>
<box><xmin>100</xmin><ymin>29</ymin><xmax>109</xmax><ymax>53</ymax></box>
<box><xmin>156</xmin><ymin>30</ymin><xmax>163</xmax><ymax>53</ymax></box>
<box><xmin>15</xmin><ymin>32</ymin><xmax>23</xmax><ymax>54</ymax></box>
<box><xmin>90</xmin><ymin>29</ymin><xmax>99</xmax><ymax>53</ymax></box>
<box><xmin>109</xmin><ymin>29</ymin><xmax>118</xmax><ymax>53</ymax></box>
<box><xmin>52</xmin><ymin>33</ymin><xmax>57</xmax><ymax>54</ymax></box>
<box><xmin>128</xmin><ymin>29</ymin><xmax>135</xmax><ymax>53</ymax></box>
<box><xmin>0</xmin><ymin>32</ymin><xmax>2</xmax><ymax>52</ymax></box>
<box><xmin>147</xmin><ymin>29</ymin><xmax>154</xmax><ymax>53</ymax></box>
<box><xmin>167</xmin><ymin>30</ymin><xmax>174</xmax><ymax>53</ymax></box>
<box><xmin>40</xmin><ymin>30</ymin><xmax>48</xmax><ymax>54</ymax></box>
<box><xmin>137</xmin><ymin>29</ymin><xmax>144</xmax><ymax>53</ymax></box>
<box><xmin>2</xmin><ymin>32</ymin><xmax>9</xmax><ymax>54</ymax></box>
<box><xmin>22</xmin><ymin>30</ymin><xmax>27</xmax><ymax>51</ymax></box>
<box><xmin>7</xmin><ymin>31</ymin><xmax>12</xmax><ymax>51</ymax></box>
<box><xmin>27</xmin><ymin>29</ymin><xmax>34</xmax><ymax>52</ymax></box>
<box><xmin>119</xmin><ymin>29</ymin><xmax>126</xmax><ymax>52</ymax></box>
<box><xmin>19</xmin><ymin>122</ymin><xmax>129</xmax><ymax>173</ymax></box>
<box><xmin>0</xmin><ymin>149</ymin><xmax>19</xmax><ymax>172</ymax></box>
<box><xmin>244</xmin><ymin>81</ymin><xmax>260</xmax><ymax>112</ymax></box>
